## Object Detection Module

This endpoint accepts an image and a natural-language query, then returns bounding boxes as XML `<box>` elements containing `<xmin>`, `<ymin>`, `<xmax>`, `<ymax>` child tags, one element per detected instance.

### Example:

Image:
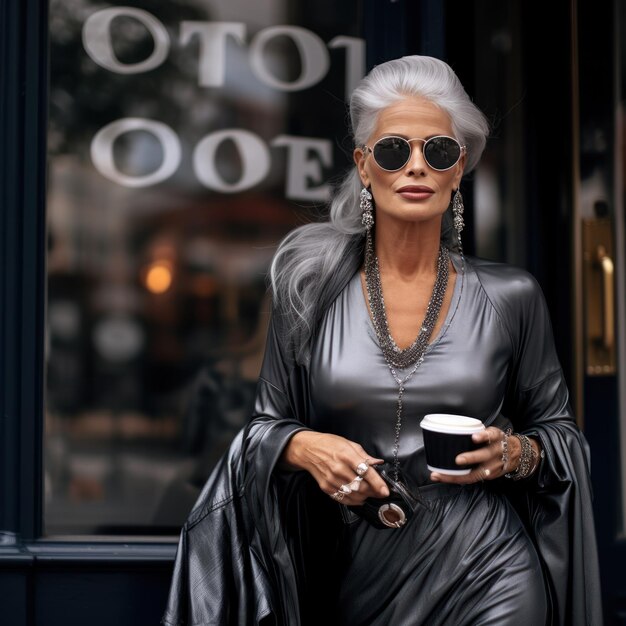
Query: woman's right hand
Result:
<box><xmin>280</xmin><ymin>430</ymin><xmax>390</xmax><ymax>505</ymax></box>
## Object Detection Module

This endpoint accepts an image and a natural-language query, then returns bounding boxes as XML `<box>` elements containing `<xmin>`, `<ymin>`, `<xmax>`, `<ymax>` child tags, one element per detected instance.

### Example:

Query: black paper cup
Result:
<box><xmin>420</xmin><ymin>414</ymin><xmax>485</xmax><ymax>475</ymax></box>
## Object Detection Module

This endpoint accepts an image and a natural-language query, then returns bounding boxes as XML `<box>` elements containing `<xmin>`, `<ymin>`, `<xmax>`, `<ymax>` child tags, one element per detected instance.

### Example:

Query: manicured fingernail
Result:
<box><xmin>472</xmin><ymin>433</ymin><xmax>481</xmax><ymax>441</ymax></box>
<box><xmin>431</xmin><ymin>473</ymin><xmax>440</xmax><ymax>481</ymax></box>
<box><xmin>381</xmin><ymin>486</ymin><xmax>390</xmax><ymax>496</ymax></box>
<box><xmin>457</xmin><ymin>455</ymin><xmax>467</xmax><ymax>464</ymax></box>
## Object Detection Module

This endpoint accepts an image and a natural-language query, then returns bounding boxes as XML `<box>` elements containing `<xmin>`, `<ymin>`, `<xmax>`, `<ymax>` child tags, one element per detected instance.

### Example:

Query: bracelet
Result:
<box><xmin>501</xmin><ymin>428</ymin><xmax>512</xmax><ymax>472</ymax></box>
<box><xmin>505</xmin><ymin>433</ymin><xmax>534</xmax><ymax>480</ymax></box>
<box><xmin>528</xmin><ymin>443</ymin><xmax>545</xmax><ymax>476</ymax></box>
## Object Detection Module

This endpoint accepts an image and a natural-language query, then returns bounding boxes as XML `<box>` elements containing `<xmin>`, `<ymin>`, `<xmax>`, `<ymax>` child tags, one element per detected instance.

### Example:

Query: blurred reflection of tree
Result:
<box><xmin>48</xmin><ymin>0</ymin><xmax>212</xmax><ymax>156</ymax></box>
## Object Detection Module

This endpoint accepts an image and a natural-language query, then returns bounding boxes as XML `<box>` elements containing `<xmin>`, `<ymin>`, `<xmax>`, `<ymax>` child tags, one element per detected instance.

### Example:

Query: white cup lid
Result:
<box><xmin>420</xmin><ymin>413</ymin><xmax>485</xmax><ymax>434</ymax></box>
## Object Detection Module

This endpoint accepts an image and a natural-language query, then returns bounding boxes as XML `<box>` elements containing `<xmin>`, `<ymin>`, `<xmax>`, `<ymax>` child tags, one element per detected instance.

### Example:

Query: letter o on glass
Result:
<box><xmin>193</xmin><ymin>129</ymin><xmax>271</xmax><ymax>193</ymax></box>
<box><xmin>90</xmin><ymin>118</ymin><xmax>181</xmax><ymax>187</ymax></box>
<box><xmin>249</xmin><ymin>25</ymin><xmax>330</xmax><ymax>91</ymax></box>
<box><xmin>82</xmin><ymin>7</ymin><xmax>170</xmax><ymax>74</ymax></box>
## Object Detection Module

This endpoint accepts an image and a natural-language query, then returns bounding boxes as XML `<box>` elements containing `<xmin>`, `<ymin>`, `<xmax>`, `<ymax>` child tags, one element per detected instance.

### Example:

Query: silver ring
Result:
<box><xmin>348</xmin><ymin>476</ymin><xmax>363</xmax><ymax>491</ymax></box>
<box><xmin>483</xmin><ymin>468</ymin><xmax>491</xmax><ymax>478</ymax></box>
<box><xmin>356</xmin><ymin>461</ymin><xmax>369</xmax><ymax>476</ymax></box>
<box><xmin>339</xmin><ymin>484</ymin><xmax>352</xmax><ymax>494</ymax></box>
<box><xmin>330</xmin><ymin>491</ymin><xmax>345</xmax><ymax>502</ymax></box>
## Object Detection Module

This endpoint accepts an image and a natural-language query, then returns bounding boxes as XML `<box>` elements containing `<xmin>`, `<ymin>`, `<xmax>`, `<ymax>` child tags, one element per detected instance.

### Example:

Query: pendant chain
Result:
<box><xmin>364</xmin><ymin>229</ymin><xmax>450</xmax><ymax>480</ymax></box>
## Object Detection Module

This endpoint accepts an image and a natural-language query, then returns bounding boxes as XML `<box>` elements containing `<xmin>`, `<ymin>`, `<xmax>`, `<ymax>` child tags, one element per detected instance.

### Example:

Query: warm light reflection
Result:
<box><xmin>145</xmin><ymin>261</ymin><xmax>173</xmax><ymax>294</ymax></box>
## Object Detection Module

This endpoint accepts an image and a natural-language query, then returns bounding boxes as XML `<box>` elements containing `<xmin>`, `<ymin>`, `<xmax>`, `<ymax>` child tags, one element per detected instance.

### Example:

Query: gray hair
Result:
<box><xmin>270</xmin><ymin>55</ymin><xmax>489</xmax><ymax>361</ymax></box>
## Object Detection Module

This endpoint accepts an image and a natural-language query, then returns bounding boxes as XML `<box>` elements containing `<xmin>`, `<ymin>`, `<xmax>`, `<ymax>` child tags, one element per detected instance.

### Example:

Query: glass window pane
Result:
<box><xmin>45</xmin><ymin>0</ymin><xmax>364</xmax><ymax>535</ymax></box>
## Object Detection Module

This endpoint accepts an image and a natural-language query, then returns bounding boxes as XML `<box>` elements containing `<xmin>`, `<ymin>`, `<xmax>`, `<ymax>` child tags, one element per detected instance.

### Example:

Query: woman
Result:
<box><xmin>163</xmin><ymin>56</ymin><xmax>602</xmax><ymax>626</ymax></box>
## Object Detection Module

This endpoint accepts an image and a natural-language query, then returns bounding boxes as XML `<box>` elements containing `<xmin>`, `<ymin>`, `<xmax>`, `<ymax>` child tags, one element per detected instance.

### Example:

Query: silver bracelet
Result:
<box><xmin>505</xmin><ymin>433</ymin><xmax>534</xmax><ymax>480</ymax></box>
<box><xmin>501</xmin><ymin>428</ymin><xmax>512</xmax><ymax>472</ymax></box>
<box><xmin>528</xmin><ymin>443</ymin><xmax>545</xmax><ymax>476</ymax></box>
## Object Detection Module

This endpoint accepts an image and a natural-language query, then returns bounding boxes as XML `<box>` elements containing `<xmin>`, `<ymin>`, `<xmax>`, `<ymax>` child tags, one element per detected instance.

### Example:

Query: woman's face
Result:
<box><xmin>354</xmin><ymin>97</ymin><xmax>465</xmax><ymax>228</ymax></box>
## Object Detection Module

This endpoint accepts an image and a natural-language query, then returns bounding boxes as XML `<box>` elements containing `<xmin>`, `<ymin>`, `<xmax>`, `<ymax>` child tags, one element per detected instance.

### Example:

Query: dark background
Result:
<box><xmin>2</xmin><ymin>0</ymin><xmax>624</xmax><ymax>623</ymax></box>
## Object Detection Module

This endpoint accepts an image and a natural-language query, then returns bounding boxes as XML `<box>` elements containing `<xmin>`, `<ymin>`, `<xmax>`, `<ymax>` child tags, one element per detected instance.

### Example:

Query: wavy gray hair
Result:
<box><xmin>270</xmin><ymin>55</ymin><xmax>489</xmax><ymax>361</ymax></box>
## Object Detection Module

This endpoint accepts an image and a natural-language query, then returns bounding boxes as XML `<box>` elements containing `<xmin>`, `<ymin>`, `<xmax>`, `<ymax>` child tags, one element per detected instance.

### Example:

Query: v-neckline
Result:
<box><xmin>356</xmin><ymin>250</ymin><xmax>464</xmax><ymax>359</ymax></box>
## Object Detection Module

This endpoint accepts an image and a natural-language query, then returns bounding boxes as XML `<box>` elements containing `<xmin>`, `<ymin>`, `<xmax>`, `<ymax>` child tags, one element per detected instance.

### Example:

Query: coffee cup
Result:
<box><xmin>420</xmin><ymin>414</ymin><xmax>485</xmax><ymax>475</ymax></box>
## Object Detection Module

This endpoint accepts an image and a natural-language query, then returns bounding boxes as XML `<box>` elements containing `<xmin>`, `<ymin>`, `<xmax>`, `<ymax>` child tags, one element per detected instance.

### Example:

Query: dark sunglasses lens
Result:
<box><xmin>423</xmin><ymin>137</ymin><xmax>461</xmax><ymax>170</ymax></box>
<box><xmin>373</xmin><ymin>138</ymin><xmax>410</xmax><ymax>170</ymax></box>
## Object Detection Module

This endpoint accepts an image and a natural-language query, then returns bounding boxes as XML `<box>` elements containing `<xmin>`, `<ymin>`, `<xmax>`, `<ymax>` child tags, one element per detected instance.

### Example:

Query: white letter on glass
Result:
<box><xmin>180</xmin><ymin>22</ymin><xmax>246</xmax><ymax>87</ymax></box>
<box><xmin>82</xmin><ymin>7</ymin><xmax>170</xmax><ymax>74</ymax></box>
<box><xmin>90</xmin><ymin>118</ymin><xmax>181</xmax><ymax>187</ymax></box>
<box><xmin>272</xmin><ymin>135</ymin><xmax>332</xmax><ymax>201</ymax></box>
<box><xmin>193</xmin><ymin>129</ymin><xmax>270</xmax><ymax>192</ymax></box>
<box><xmin>328</xmin><ymin>36</ymin><xmax>366</xmax><ymax>100</ymax></box>
<box><xmin>249</xmin><ymin>26</ymin><xmax>329</xmax><ymax>91</ymax></box>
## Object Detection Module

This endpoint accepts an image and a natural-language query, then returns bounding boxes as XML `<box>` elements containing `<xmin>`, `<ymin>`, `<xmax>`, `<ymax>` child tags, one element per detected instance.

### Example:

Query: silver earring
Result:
<box><xmin>452</xmin><ymin>189</ymin><xmax>464</xmax><ymax>244</ymax></box>
<box><xmin>360</xmin><ymin>187</ymin><xmax>374</xmax><ymax>231</ymax></box>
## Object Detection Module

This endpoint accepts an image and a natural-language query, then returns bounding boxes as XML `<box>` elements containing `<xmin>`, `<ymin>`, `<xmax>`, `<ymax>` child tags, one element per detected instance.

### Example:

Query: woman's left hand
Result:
<box><xmin>430</xmin><ymin>426</ymin><xmax>521</xmax><ymax>484</ymax></box>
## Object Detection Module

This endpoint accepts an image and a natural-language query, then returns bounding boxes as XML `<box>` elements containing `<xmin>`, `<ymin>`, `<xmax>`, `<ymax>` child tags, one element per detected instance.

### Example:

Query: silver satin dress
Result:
<box><xmin>308</xmin><ymin>251</ymin><xmax>548</xmax><ymax>625</ymax></box>
<box><xmin>162</xmin><ymin>249</ymin><xmax>602</xmax><ymax>626</ymax></box>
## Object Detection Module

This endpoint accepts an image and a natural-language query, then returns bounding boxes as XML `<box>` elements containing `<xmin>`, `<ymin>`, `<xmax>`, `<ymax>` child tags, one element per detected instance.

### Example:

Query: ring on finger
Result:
<box><xmin>347</xmin><ymin>476</ymin><xmax>363</xmax><ymax>491</ymax></box>
<box><xmin>339</xmin><ymin>483</ymin><xmax>353</xmax><ymax>494</ymax></box>
<box><xmin>330</xmin><ymin>491</ymin><xmax>345</xmax><ymax>502</ymax></box>
<box><xmin>356</xmin><ymin>460</ymin><xmax>370</xmax><ymax>476</ymax></box>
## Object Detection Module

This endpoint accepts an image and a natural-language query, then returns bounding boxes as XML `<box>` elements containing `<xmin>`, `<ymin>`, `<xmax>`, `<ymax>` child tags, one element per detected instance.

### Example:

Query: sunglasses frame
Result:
<box><xmin>363</xmin><ymin>135</ymin><xmax>466</xmax><ymax>172</ymax></box>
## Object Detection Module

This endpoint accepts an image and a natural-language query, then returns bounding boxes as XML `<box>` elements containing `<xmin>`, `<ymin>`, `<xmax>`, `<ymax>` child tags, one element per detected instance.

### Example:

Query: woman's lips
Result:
<box><xmin>396</xmin><ymin>185</ymin><xmax>435</xmax><ymax>200</ymax></box>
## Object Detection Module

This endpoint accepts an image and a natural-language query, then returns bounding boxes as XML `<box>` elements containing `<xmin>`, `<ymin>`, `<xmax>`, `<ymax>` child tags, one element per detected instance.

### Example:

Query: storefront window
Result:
<box><xmin>45</xmin><ymin>0</ymin><xmax>364</xmax><ymax>535</ymax></box>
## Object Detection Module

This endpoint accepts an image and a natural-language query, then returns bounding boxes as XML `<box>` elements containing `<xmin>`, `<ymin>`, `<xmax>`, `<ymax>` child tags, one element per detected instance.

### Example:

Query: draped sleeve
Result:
<box><xmin>476</xmin><ymin>261</ymin><xmax>603</xmax><ymax>626</ymax></box>
<box><xmin>162</xmin><ymin>309</ymin><xmax>313</xmax><ymax>626</ymax></box>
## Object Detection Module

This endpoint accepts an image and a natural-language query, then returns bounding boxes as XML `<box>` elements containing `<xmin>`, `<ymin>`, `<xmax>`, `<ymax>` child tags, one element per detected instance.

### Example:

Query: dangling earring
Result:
<box><xmin>452</xmin><ymin>188</ymin><xmax>464</xmax><ymax>250</ymax></box>
<box><xmin>360</xmin><ymin>187</ymin><xmax>374</xmax><ymax>232</ymax></box>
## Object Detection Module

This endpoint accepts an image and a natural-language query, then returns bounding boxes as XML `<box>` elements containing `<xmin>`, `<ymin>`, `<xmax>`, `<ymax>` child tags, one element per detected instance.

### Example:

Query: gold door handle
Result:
<box><xmin>597</xmin><ymin>244</ymin><xmax>614</xmax><ymax>350</ymax></box>
<box><xmin>583</xmin><ymin>219</ymin><xmax>615</xmax><ymax>375</ymax></box>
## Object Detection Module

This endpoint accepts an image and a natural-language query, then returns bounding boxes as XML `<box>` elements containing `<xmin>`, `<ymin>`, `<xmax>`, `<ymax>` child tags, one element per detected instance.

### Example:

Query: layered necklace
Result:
<box><xmin>364</xmin><ymin>229</ymin><xmax>450</xmax><ymax>480</ymax></box>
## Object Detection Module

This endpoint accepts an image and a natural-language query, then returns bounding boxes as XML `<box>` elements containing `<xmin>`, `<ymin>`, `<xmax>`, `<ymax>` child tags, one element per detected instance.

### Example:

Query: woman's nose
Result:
<box><xmin>404</xmin><ymin>143</ymin><xmax>428</xmax><ymax>175</ymax></box>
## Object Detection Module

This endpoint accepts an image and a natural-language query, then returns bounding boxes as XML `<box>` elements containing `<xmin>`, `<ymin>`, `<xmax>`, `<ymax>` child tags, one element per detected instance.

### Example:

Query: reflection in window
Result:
<box><xmin>45</xmin><ymin>0</ymin><xmax>364</xmax><ymax>535</ymax></box>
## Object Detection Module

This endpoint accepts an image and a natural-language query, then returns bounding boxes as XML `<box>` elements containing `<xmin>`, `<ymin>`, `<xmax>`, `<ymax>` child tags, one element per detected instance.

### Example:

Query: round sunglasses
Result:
<box><xmin>364</xmin><ymin>135</ymin><xmax>465</xmax><ymax>172</ymax></box>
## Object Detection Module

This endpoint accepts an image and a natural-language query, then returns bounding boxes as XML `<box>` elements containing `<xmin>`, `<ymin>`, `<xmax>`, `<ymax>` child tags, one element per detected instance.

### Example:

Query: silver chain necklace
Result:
<box><xmin>364</xmin><ymin>229</ymin><xmax>450</xmax><ymax>479</ymax></box>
